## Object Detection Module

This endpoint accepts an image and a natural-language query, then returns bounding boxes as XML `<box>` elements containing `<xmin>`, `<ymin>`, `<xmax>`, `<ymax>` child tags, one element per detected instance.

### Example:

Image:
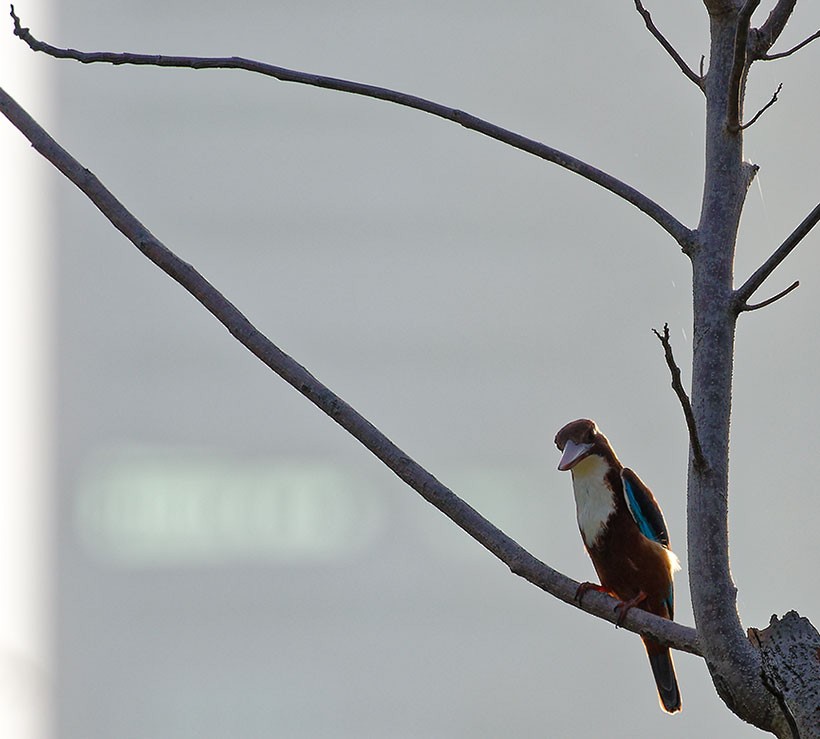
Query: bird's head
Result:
<box><xmin>554</xmin><ymin>418</ymin><xmax>618</xmax><ymax>471</ymax></box>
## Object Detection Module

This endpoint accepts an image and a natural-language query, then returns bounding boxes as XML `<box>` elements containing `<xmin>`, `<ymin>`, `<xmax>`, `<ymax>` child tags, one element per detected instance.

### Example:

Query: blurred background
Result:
<box><xmin>2</xmin><ymin>1</ymin><xmax>820</xmax><ymax>736</ymax></box>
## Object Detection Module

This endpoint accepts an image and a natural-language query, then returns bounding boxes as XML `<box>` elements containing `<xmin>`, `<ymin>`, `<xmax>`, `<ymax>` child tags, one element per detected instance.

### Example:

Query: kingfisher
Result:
<box><xmin>554</xmin><ymin>418</ymin><xmax>682</xmax><ymax>714</ymax></box>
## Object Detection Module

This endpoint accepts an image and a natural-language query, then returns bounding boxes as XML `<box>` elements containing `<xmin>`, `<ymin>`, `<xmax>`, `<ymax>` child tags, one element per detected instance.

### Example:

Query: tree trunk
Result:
<box><xmin>691</xmin><ymin>4</ymin><xmax>818</xmax><ymax>735</ymax></box>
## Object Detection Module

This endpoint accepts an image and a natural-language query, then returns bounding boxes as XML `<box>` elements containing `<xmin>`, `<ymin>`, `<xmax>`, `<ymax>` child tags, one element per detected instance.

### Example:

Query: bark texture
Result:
<box><xmin>750</xmin><ymin>612</ymin><xmax>820</xmax><ymax>738</ymax></box>
<box><xmin>689</xmin><ymin>3</ymin><xmax>819</xmax><ymax>734</ymax></box>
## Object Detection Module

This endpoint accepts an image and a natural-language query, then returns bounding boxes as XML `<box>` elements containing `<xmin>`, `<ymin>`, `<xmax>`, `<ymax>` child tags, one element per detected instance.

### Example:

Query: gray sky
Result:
<box><xmin>3</xmin><ymin>1</ymin><xmax>820</xmax><ymax>736</ymax></box>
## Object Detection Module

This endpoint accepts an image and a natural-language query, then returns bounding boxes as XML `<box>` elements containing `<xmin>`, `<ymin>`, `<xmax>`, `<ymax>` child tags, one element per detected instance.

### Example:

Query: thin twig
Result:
<box><xmin>735</xmin><ymin>201</ymin><xmax>820</xmax><ymax>308</ymax></box>
<box><xmin>750</xmin><ymin>0</ymin><xmax>798</xmax><ymax>58</ymax></box>
<box><xmin>0</xmin><ymin>84</ymin><xmax>702</xmax><ymax>655</ymax></box>
<box><xmin>760</xmin><ymin>29</ymin><xmax>820</xmax><ymax>61</ymax></box>
<box><xmin>740</xmin><ymin>82</ymin><xmax>782</xmax><ymax>129</ymax></box>
<box><xmin>633</xmin><ymin>0</ymin><xmax>704</xmax><ymax>90</ymax></box>
<box><xmin>727</xmin><ymin>0</ymin><xmax>761</xmax><ymax>134</ymax></box>
<box><xmin>8</xmin><ymin>5</ymin><xmax>696</xmax><ymax>251</ymax></box>
<box><xmin>653</xmin><ymin>323</ymin><xmax>707</xmax><ymax>471</ymax></box>
<box><xmin>740</xmin><ymin>280</ymin><xmax>799</xmax><ymax>313</ymax></box>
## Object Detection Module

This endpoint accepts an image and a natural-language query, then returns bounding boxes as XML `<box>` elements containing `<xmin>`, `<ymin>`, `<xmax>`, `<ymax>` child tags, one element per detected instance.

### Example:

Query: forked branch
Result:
<box><xmin>0</xmin><ymin>84</ymin><xmax>701</xmax><ymax>655</ymax></box>
<box><xmin>735</xmin><ymin>201</ymin><xmax>820</xmax><ymax>311</ymax></box>
<box><xmin>9</xmin><ymin>5</ymin><xmax>696</xmax><ymax>251</ymax></box>
<box><xmin>750</xmin><ymin>0</ymin><xmax>798</xmax><ymax>59</ymax></box>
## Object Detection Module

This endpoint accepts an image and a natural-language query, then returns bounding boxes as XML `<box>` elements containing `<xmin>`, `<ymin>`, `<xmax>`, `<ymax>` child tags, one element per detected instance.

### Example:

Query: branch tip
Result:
<box><xmin>741</xmin><ymin>82</ymin><xmax>782</xmax><ymax>129</ymax></box>
<box><xmin>9</xmin><ymin>4</ymin><xmax>23</xmax><ymax>36</ymax></box>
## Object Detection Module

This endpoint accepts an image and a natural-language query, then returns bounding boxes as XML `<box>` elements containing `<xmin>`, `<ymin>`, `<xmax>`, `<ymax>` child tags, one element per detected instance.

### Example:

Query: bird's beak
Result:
<box><xmin>558</xmin><ymin>440</ymin><xmax>593</xmax><ymax>471</ymax></box>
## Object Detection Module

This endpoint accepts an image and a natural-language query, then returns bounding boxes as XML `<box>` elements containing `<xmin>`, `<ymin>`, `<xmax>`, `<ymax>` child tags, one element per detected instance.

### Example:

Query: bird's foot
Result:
<box><xmin>574</xmin><ymin>582</ymin><xmax>611</xmax><ymax>603</ymax></box>
<box><xmin>613</xmin><ymin>591</ymin><xmax>648</xmax><ymax>628</ymax></box>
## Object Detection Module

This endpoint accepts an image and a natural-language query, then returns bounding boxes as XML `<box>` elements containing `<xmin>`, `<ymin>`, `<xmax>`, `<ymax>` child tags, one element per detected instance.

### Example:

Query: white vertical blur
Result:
<box><xmin>0</xmin><ymin>1</ymin><xmax>53</xmax><ymax>737</ymax></box>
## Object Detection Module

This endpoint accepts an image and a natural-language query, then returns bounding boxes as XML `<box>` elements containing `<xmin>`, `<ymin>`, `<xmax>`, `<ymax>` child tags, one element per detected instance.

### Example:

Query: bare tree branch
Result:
<box><xmin>652</xmin><ymin>323</ymin><xmax>706</xmax><ymax>471</ymax></box>
<box><xmin>750</xmin><ymin>0</ymin><xmax>797</xmax><ymax>58</ymax></box>
<box><xmin>740</xmin><ymin>81</ymin><xmax>782</xmax><ymax>129</ymax></box>
<box><xmin>759</xmin><ymin>29</ymin><xmax>820</xmax><ymax>60</ymax></box>
<box><xmin>727</xmin><ymin>0</ymin><xmax>761</xmax><ymax>133</ymax></box>
<box><xmin>740</xmin><ymin>280</ymin><xmax>799</xmax><ymax>313</ymax></box>
<box><xmin>8</xmin><ymin>5</ymin><xmax>696</xmax><ymax>251</ymax></box>
<box><xmin>633</xmin><ymin>1</ymin><xmax>704</xmax><ymax>89</ymax></box>
<box><xmin>0</xmin><ymin>84</ymin><xmax>701</xmax><ymax>656</ymax></box>
<box><xmin>735</xmin><ymin>201</ymin><xmax>820</xmax><ymax>309</ymax></box>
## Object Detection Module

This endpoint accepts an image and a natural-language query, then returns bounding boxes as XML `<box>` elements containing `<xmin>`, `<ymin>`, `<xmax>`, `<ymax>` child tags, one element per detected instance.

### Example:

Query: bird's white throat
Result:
<box><xmin>569</xmin><ymin>454</ymin><xmax>616</xmax><ymax>548</ymax></box>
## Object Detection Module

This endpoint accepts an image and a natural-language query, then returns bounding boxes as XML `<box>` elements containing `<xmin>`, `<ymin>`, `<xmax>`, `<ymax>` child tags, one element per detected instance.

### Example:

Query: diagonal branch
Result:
<box><xmin>727</xmin><ymin>0</ymin><xmax>761</xmax><ymax>134</ymax></box>
<box><xmin>735</xmin><ymin>201</ymin><xmax>820</xmax><ymax>309</ymax></box>
<box><xmin>9</xmin><ymin>6</ymin><xmax>696</xmax><ymax>251</ymax></box>
<box><xmin>740</xmin><ymin>81</ymin><xmax>782</xmax><ymax>129</ymax></box>
<box><xmin>759</xmin><ymin>29</ymin><xmax>820</xmax><ymax>61</ymax></box>
<box><xmin>0</xmin><ymin>84</ymin><xmax>701</xmax><ymax>655</ymax></box>
<box><xmin>633</xmin><ymin>1</ymin><xmax>704</xmax><ymax>90</ymax></box>
<box><xmin>652</xmin><ymin>324</ymin><xmax>706</xmax><ymax>471</ymax></box>
<box><xmin>740</xmin><ymin>280</ymin><xmax>799</xmax><ymax>313</ymax></box>
<box><xmin>750</xmin><ymin>0</ymin><xmax>797</xmax><ymax>58</ymax></box>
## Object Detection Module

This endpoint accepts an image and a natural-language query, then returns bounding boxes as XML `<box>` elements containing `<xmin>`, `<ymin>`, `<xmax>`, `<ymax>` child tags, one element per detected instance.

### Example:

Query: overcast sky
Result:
<box><xmin>3</xmin><ymin>2</ymin><xmax>820</xmax><ymax>737</ymax></box>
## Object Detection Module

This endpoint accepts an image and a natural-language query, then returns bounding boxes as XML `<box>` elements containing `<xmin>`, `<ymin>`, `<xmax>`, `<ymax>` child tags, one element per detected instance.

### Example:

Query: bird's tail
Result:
<box><xmin>643</xmin><ymin>639</ymin><xmax>682</xmax><ymax>714</ymax></box>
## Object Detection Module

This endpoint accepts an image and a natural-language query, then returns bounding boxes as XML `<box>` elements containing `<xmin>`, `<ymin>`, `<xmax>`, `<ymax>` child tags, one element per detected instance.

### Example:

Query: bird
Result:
<box><xmin>554</xmin><ymin>418</ymin><xmax>682</xmax><ymax>714</ymax></box>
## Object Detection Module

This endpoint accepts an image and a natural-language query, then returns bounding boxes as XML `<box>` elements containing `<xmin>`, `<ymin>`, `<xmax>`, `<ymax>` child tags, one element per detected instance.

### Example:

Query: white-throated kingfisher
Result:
<box><xmin>554</xmin><ymin>418</ymin><xmax>682</xmax><ymax>714</ymax></box>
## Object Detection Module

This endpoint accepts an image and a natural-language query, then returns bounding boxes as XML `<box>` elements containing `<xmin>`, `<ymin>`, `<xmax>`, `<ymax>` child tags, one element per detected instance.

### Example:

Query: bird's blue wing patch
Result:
<box><xmin>622</xmin><ymin>468</ymin><xmax>675</xmax><ymax>619</ymax></box>
<box><xmin>621</xmin><ymin>468</ymin><xmax>670</xmax><ymax>549</ymax></box>
<box><xmin>664</xmin><ymin>585</ymin><xmax>675</xmax><ymax>621</ymax></box>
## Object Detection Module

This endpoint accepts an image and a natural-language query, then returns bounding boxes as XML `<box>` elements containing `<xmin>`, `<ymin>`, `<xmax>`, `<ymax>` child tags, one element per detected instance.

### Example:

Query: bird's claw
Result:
<box><xmin>613</xmin><ymin>591</ymin><xmax>648</xmax><ymax>628</ymax></box>
<box><xmin>574</xmin><ymin>581</ymin><xmax>610</xmax><ymax>603</ymax></box>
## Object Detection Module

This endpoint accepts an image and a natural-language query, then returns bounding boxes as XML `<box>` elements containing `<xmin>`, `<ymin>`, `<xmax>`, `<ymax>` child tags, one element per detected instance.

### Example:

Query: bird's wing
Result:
<box><xmin>621</xmin><ymin>468</ymin><xmax>670</xmax><ymax>549</ymax></box>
